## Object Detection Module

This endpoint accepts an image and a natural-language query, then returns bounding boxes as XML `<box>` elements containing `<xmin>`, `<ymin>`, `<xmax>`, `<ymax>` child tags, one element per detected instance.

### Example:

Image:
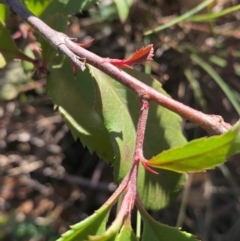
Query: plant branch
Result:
<box><xmin>1</xmin><ymin>0</ymin><xmax>233</xmax><ymax>134</ymax></box>
<box><xmin>105</xmin><ymin>99</ymin><xmax>151</xmax><ymax>221</ymax></box>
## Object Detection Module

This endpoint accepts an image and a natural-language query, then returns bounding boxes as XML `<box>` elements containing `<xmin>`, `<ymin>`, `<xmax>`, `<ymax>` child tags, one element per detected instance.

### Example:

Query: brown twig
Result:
<box><xmin>0</xmin><ymin>0</ymin><xmax>232</xmax><ymax>135</ymax></box>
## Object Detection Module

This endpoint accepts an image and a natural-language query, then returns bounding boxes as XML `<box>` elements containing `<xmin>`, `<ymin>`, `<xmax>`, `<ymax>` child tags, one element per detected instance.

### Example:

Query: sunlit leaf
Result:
<box><xmin>89</xmin><ymin>66</ymin><xmax>186</xmax><ymax>210</ymax></box>
<box><xmin>24</xmin><ymin>0</ymin><xmax>53</xmax><ymax>17</ymax></box>
<box><xmin>47</xmin><ymin>59</ymin><xmax>114</xmax><ymax>162</ymax></box>
<box><xmin>116</xmin><ymin>219</ymin><xmax>137</xmax><ymax>241</ymax></box>
<box><xmin>0</xmin><ymin>4</ymin><xmax>9</xmax><ymax>21</ymax></box>
<box><xmin>106</xmin><ymin>45</ymin><xmax>154</xmax><ymax>69</ymax></box>
<box><xmin>88</xmin><ymin>218</ymin><xmax>121</xmax><ymax>241</ymax></box>
<box><xmin>138</xmin><ymin>202</ymin><xmax>199</xmax><ymax>241</ymax></box>
<box><xmin>56</xmin><ymin>204</ymin><xmax>112</xmax><ymax>241</ymax></box>
<box><xmin>148</xmin><ymin>122</ymin><xmax>240</xmax><ymax>173</ymax></box>
<box><xmin>114</xmin><ymin>0</ymin><xmax>133</xmax><ymax>23</ymax></box>
<box><xmin>0</xmin><ymin>53</ymin><xmax>6</xmax><ymax>68</ymax></box>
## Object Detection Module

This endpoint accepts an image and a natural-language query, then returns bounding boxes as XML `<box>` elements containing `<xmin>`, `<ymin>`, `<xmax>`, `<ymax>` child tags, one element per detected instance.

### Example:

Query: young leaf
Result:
<box><xmin>138</xmin><ymin>203</ymin><xmax>199</xmax><ymax>241</ymax></box>
<box><xmin>56</xmin><ymin>203</ymin><xmax>112</xmax><ymax>241</ymax></box>
<box><xmin>147</xmin><ymin>121</ymin><xmax>240</xmax><ymax>173</ymax></box>
<box><xmin>88</xmin><ymin>218</ymin><xmax>121</xmax><ymax>241</ymax></box>
<box><xmin>115</xmin><ymin>219</ymin><xmax>137</xmax><ymax>241</ymax></box>
<box><xmin>88</xmin><ymin>66</ymin><xmax>186</xmax><ymax>210</ymax></box>
<box><xmin>88</xmin><ymin>210</ymin><xmax>131</xmax><ymax>241</ymax></box>
<box><xmin>105</xmin><ymin>45</ymin><xmax>154</xmax><ymax>69</ymax></box>
<box><xmin>47</xmin><ymin>59</ymin><xmax>114</xmax><ymax>163</ymax></box>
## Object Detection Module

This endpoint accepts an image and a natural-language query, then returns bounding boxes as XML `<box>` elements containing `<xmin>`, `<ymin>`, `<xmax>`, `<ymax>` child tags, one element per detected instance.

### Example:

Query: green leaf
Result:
<box><xmin>116</xmin><ymin>220</ymin><xmax>137</xmax><ymax>241</ymax></box>
<box><xmin>24</xmin><ymin>0</ymin><xmax>53</xmax><ymax>17</ymax></box>
<box><xmin>148</xmin><ymin>122</ymin><xmax>240</xmax><ymax>173</ymax></box>
<box><xmin>39</xmin><ymin>14</ymin><xmax>67</xmax><ymax>67</ymax></box>
<box><xmin>47</xmin><ymin>59</ymin><xmax>114</xmax><ymax>162</ymax></box>
<box><xmin>114</xmin><ymin>0</ymin><xmax>133</xmax><ymax>23</ymax></box>
<box><xmin>89</xmin><ymin>66</ymin><xmax>186</xmax><ymax>210</ymax></box>
<box><xmin>138</xmin><ymin>203</ymin><xmax>198</xmax><ymax>241</ymax></box>
<box><xmin>88</xmin><ymin>65</ymin><xmax>136</xmax><ymax>179</ymax></box>
<box><xmin>88</xmin><ymin>219</ymin><xmax>121</xmax><ymax>241</ymax></box>
<box><xmin>0</xmin><ymin>20</ymin><xmax>33</xmax><ymax>66</ymax></box>
<box><xmin>56</xmin><ymin>204</ymin><xmax>112</xmax><ymax>241</ymax></box>
<box><xmin>144</xmin><ymin>0</ymin><xmax>214</xmax><ymax>35</ymax></box>
<box><xmin>190</xmin><ymin>54</ymin><xmax>240</xmax><ymax>115</ymax></box>
<box><xmin>0</xmin><ymin>4</ymin><xmax>9</xmax><ymax>21</ymax></box>
<box><xmin>0</xmin><ymin>20</ymin><xmax>19</xmax><ymax>63</ymax></box>
<box><xmin>0</xmin><ymin>53</ymin><xmax>6</xmax><ymax>68</ymax></box>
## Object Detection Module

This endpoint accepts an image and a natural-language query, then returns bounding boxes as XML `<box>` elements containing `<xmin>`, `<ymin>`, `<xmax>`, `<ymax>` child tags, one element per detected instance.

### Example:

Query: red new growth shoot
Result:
<box><xmin>141</xmin><ymin>159</ymin><xmax>159</xmax><ymax>175</ymax></box>
<box><xmin>105</xmin><ymin>44</ymin><xmax>154</xmax><ymax>69</ymax></box>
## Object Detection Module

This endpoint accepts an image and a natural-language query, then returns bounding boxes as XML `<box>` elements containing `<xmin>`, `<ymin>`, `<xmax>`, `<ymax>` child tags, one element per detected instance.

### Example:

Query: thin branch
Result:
<box><xmin>105</xmin><ymin>99</ymin><xmax>151</xmax><ymax>220</ymax></box>
<box><xmin>1</xmin><ymin>0</ymin><xmax>233</xmax><ymax>134</ymax></box>
<box><xmin>134</xmin><ymin>99</ymin><xmax>149</xmax><ymax>156</ymax></box>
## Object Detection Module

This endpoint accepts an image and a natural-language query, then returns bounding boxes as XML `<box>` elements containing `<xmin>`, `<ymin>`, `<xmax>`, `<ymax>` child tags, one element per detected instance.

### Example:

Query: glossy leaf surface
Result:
<box><xmin>89</xmin><ymin>66</ymin><xmax>186</xmax><ymax>210</ymax></box>
<box><xmin>56</xmin><ymin>204</ymin><xmax>111</xmax><ymax>241</ymax></box>
<box><xmin>148</xmin><ymin>121</ymin><xmax>240</xmax><ymax>173</ymax></box>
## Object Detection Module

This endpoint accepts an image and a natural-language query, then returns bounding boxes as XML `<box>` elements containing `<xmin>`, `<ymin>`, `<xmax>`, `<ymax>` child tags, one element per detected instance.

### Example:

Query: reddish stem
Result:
<box><xmin>1</xmin><ymin>0</ymin><xmax>232</xmax><ymax>135</ymax></box>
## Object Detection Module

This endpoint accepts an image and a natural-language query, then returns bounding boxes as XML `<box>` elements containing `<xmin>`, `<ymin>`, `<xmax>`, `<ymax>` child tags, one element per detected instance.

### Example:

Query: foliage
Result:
<box><xmin>0</xmin><ymin>0</ymin><xmax>240</xmax><ymax>241</ymax></box>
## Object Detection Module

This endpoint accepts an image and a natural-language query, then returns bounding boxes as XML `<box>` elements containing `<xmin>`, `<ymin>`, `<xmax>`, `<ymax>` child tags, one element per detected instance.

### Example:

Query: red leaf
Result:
<box><xmin>105</xmin><ymin>44</ymin><xmax>154</xmax><ymax>68</ymax></box>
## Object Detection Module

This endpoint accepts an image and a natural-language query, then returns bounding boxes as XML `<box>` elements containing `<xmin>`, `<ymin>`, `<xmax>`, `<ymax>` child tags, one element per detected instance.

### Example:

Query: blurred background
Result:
<box><xmin>1</xmin><ymin>0</ymin><xmax>240</xmax><ymax>240</ymax></box>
